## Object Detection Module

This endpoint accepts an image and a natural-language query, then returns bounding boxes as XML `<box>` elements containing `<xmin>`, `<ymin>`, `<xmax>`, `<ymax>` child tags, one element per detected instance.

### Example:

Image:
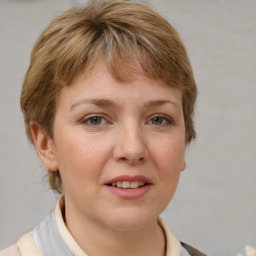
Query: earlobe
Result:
<box><xmin>30</xmin><ymin>122</ymin><xmax>59</xmax><ymax>171</ymax></box>
<box><xmin>180</xmin><ymin>160</ymin><xmax>186</xmax><ymax>172</ymax></box>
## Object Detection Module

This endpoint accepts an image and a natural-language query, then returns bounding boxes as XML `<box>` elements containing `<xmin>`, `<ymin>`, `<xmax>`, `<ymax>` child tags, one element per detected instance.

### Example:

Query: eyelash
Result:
<box><xmin>81</xmin><ymin>114</ymin><xmax>109</xmax><ymax>126</ymax></box>
<box><xmin>80</xmin><ymin>114</ymin><xmax>174</xmax><ymax>127</ymax></box>
<box><xmin>147</xmin><ymin>114</ymin><xmax>174</xmax><ymax>126</ymax></box>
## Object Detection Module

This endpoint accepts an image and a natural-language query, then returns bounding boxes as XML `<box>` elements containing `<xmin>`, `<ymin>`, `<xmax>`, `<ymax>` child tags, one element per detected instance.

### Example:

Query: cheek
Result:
<box><xmin>152</xmin><ymin>137</ymin><xmax>185</xmax><ymax>174</ymax></box>
<box><xmin>54</xmin><ymin>134</ymin><xmax>111</xmax><ymax>183</ymax></box>
<box><xmin>151</xmin><ymin>141</ymin><xmax>184</xmax><ymax>214</ymax></box>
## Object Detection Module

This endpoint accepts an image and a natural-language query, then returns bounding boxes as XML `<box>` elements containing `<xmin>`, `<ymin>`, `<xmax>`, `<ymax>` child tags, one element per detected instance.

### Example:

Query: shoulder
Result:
<box><xmin>0</xmin><ymin>244</ymin><xmax>21</xmax><ymax>256</ymax></box>
<box><xmin>181</xmin><ymin>242</ymin><xmax>208</xmax><ymax>256</ymax></box>
<box><xmin>1</xmin><ymin>232</ymin><xmax>41</xmax><ymax>256</ymax></box>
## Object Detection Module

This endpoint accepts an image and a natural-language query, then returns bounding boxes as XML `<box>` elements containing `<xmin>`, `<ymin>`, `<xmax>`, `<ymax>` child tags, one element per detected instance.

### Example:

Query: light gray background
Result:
<box><xmin>0</xmin><ymin>0</ymin><xmax>255</xmax><ymax>255</ymax></box>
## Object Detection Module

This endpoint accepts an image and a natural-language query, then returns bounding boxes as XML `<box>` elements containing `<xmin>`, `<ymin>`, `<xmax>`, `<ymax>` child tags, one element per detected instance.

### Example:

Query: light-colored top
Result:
<box><xmin>1</xmin><ymin>198</ymin><xmax>188</xmax><ymax>256</ymax></box>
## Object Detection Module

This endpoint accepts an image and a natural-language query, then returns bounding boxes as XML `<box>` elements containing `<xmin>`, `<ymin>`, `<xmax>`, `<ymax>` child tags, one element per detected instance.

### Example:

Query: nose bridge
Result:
<box><xmin>114</xmin><ymin>119</ymin><xmax>148</xmax><ymax>163</ymax></box>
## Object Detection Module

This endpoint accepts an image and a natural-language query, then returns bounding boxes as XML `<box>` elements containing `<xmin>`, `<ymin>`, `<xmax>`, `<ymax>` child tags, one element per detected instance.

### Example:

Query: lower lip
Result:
<box><xmin>105</xmin><ymin>185</ymin><xmax>152</xmax><ymax>200</ymax></box>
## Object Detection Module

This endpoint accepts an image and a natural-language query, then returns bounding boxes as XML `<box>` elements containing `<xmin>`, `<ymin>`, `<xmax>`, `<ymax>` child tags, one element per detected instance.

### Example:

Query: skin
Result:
<box><xmin>31</xmin><ymin>62</ymin><xmax>186</xmax><ymax>256</ymax></box>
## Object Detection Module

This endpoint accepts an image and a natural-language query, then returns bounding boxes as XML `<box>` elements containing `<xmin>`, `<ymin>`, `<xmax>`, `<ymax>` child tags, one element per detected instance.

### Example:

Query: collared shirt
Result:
<box><xmin>3</xmin><ymin>198</ymin><xmax>192</xmax><ymax>255</ymax></box>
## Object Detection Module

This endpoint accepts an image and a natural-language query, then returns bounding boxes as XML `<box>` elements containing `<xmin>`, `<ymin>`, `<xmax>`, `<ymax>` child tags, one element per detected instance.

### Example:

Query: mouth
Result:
<box><xmin>104</xmin><ymin>175</ymin><xmax>152</xmax><ymax>199</ymax></box>
<box><xmin>104</xmin><ymin>175</ymin><xmax>152</xmax><ymax>189</ymax></box>
<box><xmin>106</xmin><ymin>181</ymin><xmax>148</xmax><ymax>189</ymax></box>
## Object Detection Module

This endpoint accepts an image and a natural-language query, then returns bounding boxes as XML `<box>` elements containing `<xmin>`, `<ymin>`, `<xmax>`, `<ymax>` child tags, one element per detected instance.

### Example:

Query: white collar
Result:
<box><xmin>54</xmin><ymin>197</ymin><xmax>184</xmax><ymax>256</ymax></box>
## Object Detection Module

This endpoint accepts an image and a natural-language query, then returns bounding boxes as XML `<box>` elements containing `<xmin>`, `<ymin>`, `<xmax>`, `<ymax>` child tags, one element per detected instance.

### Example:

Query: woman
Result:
<box><xmin>1</xmin><ymin>0</ymin><xmax>206</xmax><ymax>255</ymax></box>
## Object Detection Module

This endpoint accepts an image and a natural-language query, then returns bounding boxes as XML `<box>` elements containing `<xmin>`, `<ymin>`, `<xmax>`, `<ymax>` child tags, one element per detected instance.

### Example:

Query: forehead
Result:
<box><xmin>56</xmin><ymin>61</ymin><xmax>183</xmax><ymax>114</ymax></box>
<box><xmin>73</xmin><ymin>61</ymin><xmax>180</xmax><ymax>96</ymax></box>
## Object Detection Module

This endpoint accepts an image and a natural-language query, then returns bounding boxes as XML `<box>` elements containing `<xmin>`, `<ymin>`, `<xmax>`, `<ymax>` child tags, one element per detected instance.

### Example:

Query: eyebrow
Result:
<box><xmin>70</xmin><ymin>98</ymin><xmax>181</xmax><ymax>111</ymax></box>
<box><xmin>144</xmin><ymin>100</ymin><xmax>180</xmax><ymax>109</ymax></box>
<box><xmin>71</xmin><ymin>99</ymin><xmax>116</xmax><ymax>110</ymax></box>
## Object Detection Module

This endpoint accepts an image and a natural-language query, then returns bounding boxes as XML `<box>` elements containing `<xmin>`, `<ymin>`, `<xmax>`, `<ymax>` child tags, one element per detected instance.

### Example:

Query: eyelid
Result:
<box><xmin>147</xmin><ymin>114</ymin><xmax>174</xmax><ymax>125</ymax></box>
<box><xmin>80</xmin><ymin>113</ymin><xmax>110</xmax><ymax>125</ymax></box>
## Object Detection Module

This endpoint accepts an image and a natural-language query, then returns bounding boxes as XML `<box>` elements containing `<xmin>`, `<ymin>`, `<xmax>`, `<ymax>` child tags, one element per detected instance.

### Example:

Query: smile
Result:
<box><xmin>105</xmin><ymin>180</ymin><xmax>152</xmax><ymax>200</ymax></box>
<box><xmin>110</xmin><ymin>181</ymin><xmax>146</xmax><ymax>189</ymax></box>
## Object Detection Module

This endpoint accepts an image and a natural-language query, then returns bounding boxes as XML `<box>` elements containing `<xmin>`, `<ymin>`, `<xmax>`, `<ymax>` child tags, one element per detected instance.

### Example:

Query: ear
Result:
<box><xmin>30</xmin><ymin>122</ymin><xmax>58</xmax><ymax>171</ymax></box>
<box><xmin>180</xmin><ymin>160</ymin><xmax>186</xmax><ymax>172</ymax></box>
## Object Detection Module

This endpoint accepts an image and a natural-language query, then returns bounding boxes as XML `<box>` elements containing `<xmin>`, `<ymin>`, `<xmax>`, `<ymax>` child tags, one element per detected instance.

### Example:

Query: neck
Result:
<box><xmin>64</xmin><ymin>200</ymin><xmax>166</xmax><ymax>256</ymax></box>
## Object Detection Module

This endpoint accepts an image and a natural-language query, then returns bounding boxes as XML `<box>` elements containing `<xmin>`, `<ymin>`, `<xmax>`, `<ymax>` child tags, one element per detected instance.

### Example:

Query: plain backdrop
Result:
<box><xmin>0</xmin><ymin>0</ymin><xmax>255</xmax><ymax>255</ymax></box>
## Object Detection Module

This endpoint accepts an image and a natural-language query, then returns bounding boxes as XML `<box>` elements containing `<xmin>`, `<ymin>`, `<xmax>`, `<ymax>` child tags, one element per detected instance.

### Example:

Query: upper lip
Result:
<box><xmin>105</xmin><ymin>175</ymin><xmax>153</xmax><ymax>184</ymax></box>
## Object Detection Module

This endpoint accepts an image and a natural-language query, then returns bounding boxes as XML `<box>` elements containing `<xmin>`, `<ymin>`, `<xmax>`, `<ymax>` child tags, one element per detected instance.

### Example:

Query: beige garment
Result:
<box><xmin>0</xmin><ymin>232</ymin><xmax>40</xmax><ymax>256</ymax></box>
<box><xmin>0</xmin><ymin>244</ymin><xmax>21</xmax><ymax>256</ymax></box>
<box><xmin>17</xmin><ymin>233</ymin><xmax>41</xmax><ymax>256</ymax></box>
<box><xmin>1</xmin><ymin>198</ymin><xmax>181</xmax><ymax>256</ymax></box>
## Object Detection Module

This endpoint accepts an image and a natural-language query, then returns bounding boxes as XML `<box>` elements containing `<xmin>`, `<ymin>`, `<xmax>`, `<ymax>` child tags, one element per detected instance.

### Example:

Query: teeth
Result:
<box><xmin>139</xmin><ymin>181</ymin><xmax>145</xmax><ymax>186</ymax></box>
<box><xmin>122</xmin><ymin>181</ymin><xmax>130</xmax><ymax>188</ymax></box>
<box><xmin>111</xmin><ymin>181</ymin><xmax>146</xmax><ymax>188</ymax></box>
<box><xmin>131</xmin><ymin>181</ymin><xmax>139</xmax><ymax>188</ymax></box>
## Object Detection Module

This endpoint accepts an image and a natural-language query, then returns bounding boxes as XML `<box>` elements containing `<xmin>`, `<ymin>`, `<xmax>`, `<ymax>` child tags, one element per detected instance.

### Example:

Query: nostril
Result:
<box><xmin>118</xmin><ymin>156</ymin><xmax>145</xmax><ymax>164</ymax></box>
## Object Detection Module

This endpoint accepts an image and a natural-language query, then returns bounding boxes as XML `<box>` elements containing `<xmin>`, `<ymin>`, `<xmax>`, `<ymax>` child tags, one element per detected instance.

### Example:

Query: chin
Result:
<box><xmin>103</xmin><ymin>207</ymin><xmax>158</xmax><ymax>231</ymax></box>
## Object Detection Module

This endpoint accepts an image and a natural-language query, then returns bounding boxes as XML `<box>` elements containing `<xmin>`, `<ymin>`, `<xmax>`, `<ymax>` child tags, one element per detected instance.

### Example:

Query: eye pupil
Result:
<box><xmin>152</xmin><ymin>117</ymin><xmax>163</xmax><ymax>125</ymax></box>
<box><xmin>89</xmin><ymin>116</ymin><xmax>102</xmax><ymax>125</ymax></box>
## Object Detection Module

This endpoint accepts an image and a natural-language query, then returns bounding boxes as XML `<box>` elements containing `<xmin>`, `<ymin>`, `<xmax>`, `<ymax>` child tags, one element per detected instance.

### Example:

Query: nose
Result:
<box><xmin>112</xmin><ymin>123</ymin><xmax>149</xmax><ymax>164</ymax></box>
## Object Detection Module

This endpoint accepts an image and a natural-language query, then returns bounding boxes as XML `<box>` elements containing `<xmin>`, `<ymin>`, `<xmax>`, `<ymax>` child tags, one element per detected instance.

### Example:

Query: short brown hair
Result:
<box><xmin>20</xmin><ymin>0</ymin><xmax>197</xmax><ymax>193</ymax></box>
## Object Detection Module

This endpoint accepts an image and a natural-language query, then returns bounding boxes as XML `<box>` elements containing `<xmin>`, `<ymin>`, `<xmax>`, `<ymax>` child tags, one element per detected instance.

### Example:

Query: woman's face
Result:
<box><xmin>46</xmin><ymin>62</ymin><xmax>186</xmax><ymax>231</ymax></box>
